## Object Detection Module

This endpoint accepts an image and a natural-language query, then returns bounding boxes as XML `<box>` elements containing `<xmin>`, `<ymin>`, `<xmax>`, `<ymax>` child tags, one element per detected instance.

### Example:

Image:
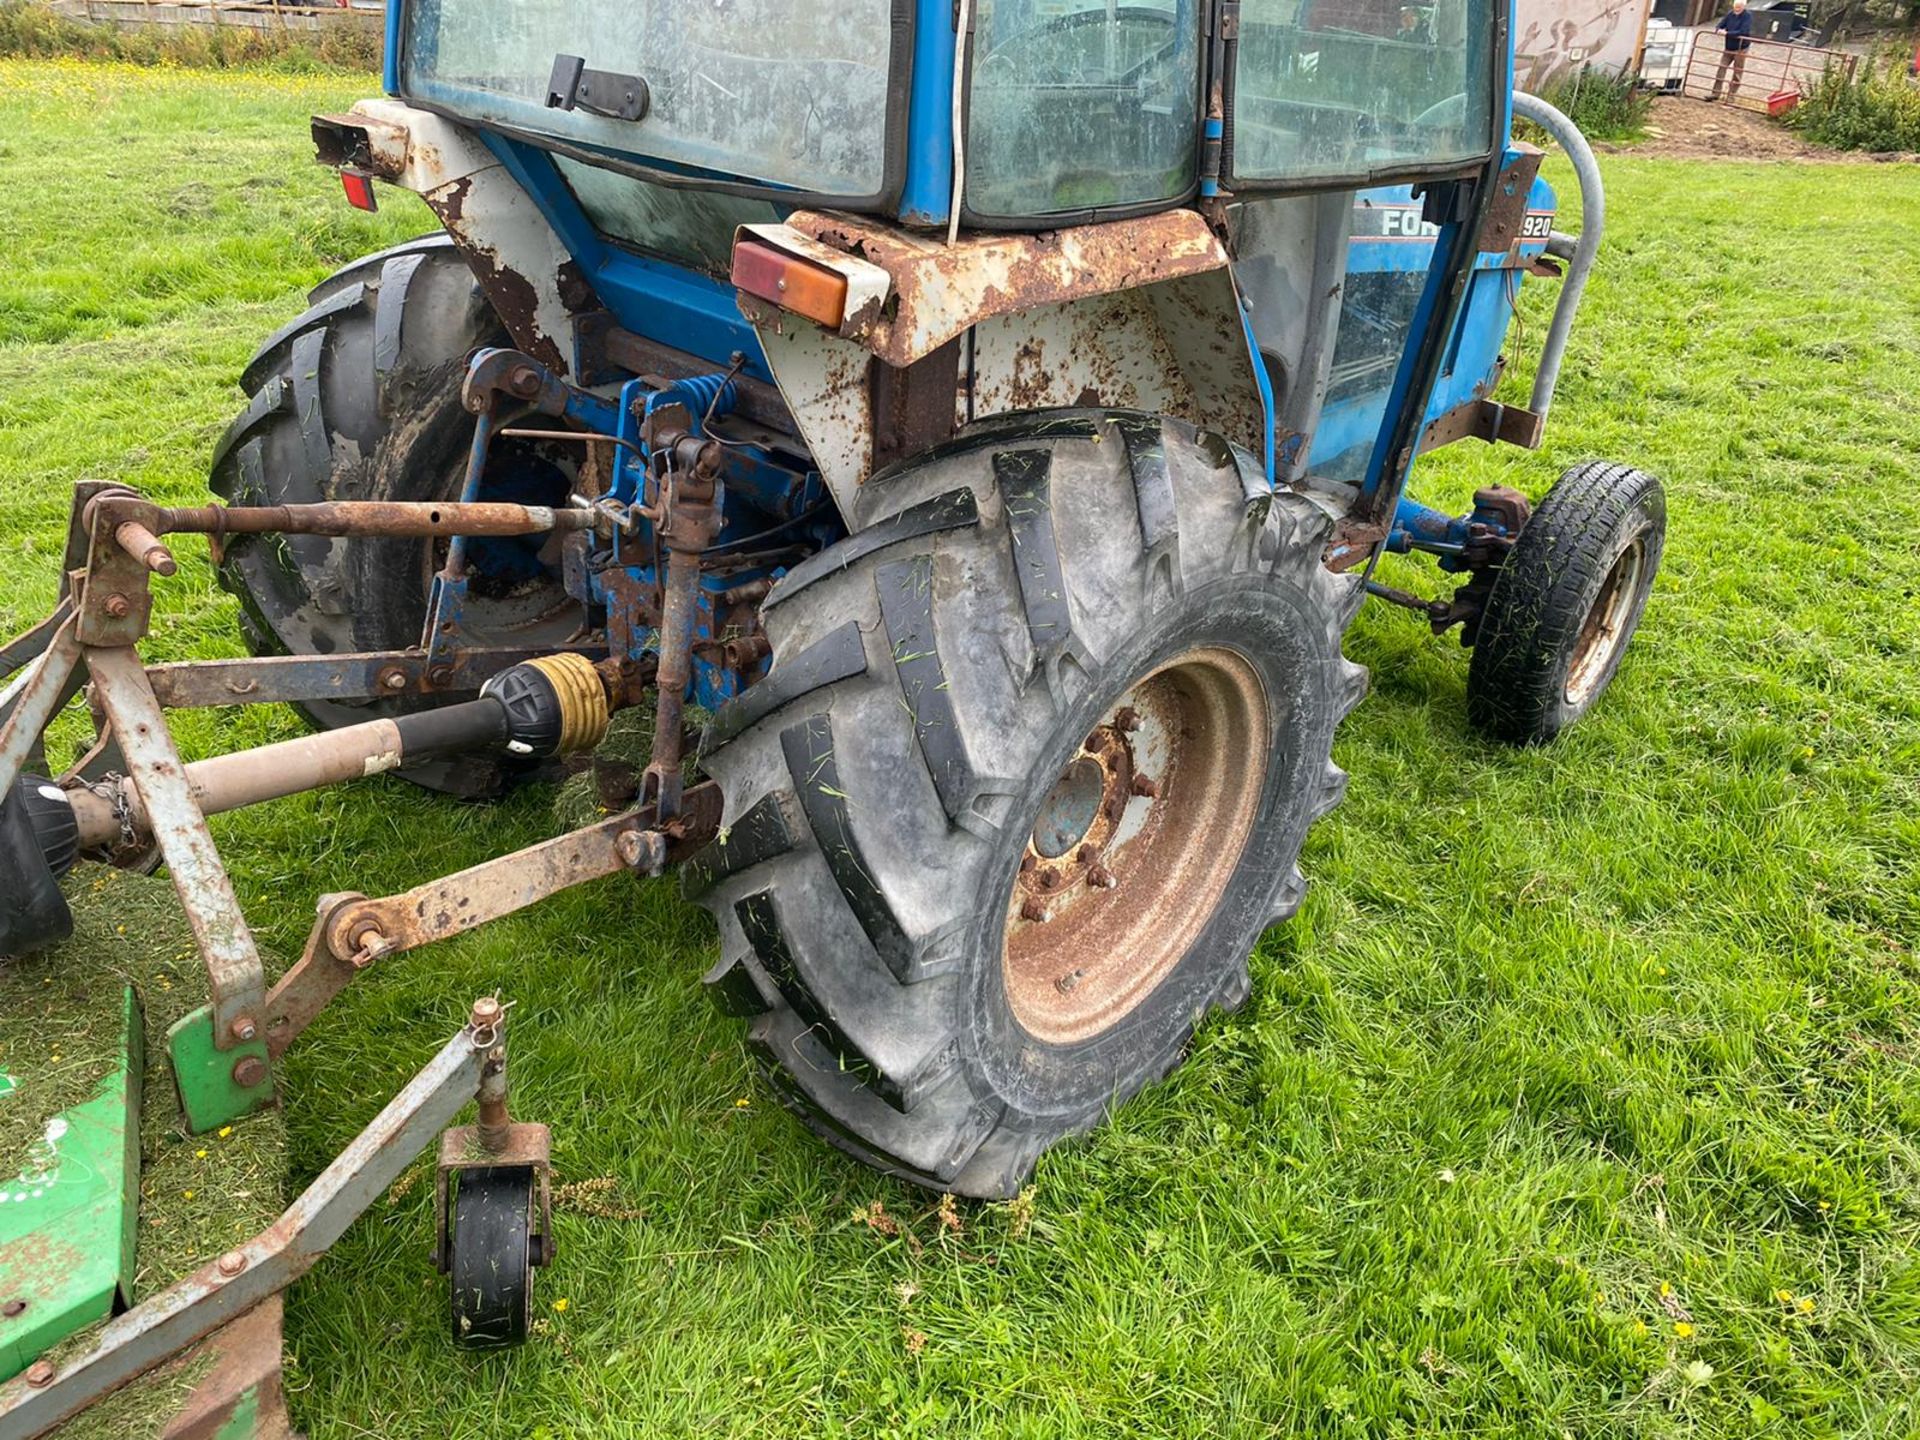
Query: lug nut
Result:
<box><xmin>1084</xmin><ymin>730</ymin><xmax>1104</xmax><ymax>753</ymax></box>
<box><xmin>1088</xmin><ymin>865</ymin><xmax>1117</xmax><ymax>890</ymax></box>
<box><xmin>216</xmin><ymin>1250</ymin><xmax>248</xmax><ymax>1277</ymax></box>
<box><xmin>2</xmin><ymin>1299</ymin><xmax>26</xmax><ymax>1317</ymax></box>
<box><xmin>378</xmin><ymin>666</ymin><xmax>408</xmax><ymax>691</ymax></box>
<box><xmin>103</xmin><ymin>593</ymin><xmax>132</xmax><ymax>619</ymax></box>
<box><xmin>1039</xmin><ymin>870</ymin><xmax>1061</xmax><ymax>891</ymax></box>
<box><xmin>1076</xmin><ymin>843</ymin><xmax>1101</xmax><ymax>866</ymax></box>
<box><xmin>1115</xmin><ymin>706</ymin><xmax>1141</xmax><ymax>733</ymax></box>
<box><xmin>229</xmin><ymin>1015</ymin><xmax>258</xmax><ymax>1043</ymax></box>
<box><xmin>1019</xmin><ymin>853</ymin><xmax>1037</xmax><ymax>874</ymax></box>
<box><xmin>1055</xmin><ymin>968</ymin><xmax>1085</xmax><ymax>993</ymax></box>
<box><xmin>25</xmin><ymin>1361</ymin><xmax>54</xmax><ymax>1388</ymax></box>
<box><xmin>231</xmin><ymin>1056</ymin><xmax>268</xmax><ymax>1089</ymax></box>
<box><xmin>1019</xmin><ymin>899</ymin><xmax>1048</xmax><ymax>923</ymax></box>
<box><xmin>1130</xmin><ymin>774</ymin><xmax>1160</xmax><ymax>799</ymax></box>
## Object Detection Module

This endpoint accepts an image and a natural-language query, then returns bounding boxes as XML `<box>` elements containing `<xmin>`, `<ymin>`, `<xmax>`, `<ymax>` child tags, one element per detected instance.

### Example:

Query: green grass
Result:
<box><xmin>3</xmin><ymin>57</ymin><xmax>1920</xmax><ymax>1439</ymax></box>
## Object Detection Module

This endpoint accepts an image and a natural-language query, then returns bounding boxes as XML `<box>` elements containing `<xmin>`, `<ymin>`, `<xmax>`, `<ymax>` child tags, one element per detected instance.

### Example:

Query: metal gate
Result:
<box><xmin>1682</xmin><ymin>32</ymin><xmax>1857</xmax><ymax>112</ymax></box>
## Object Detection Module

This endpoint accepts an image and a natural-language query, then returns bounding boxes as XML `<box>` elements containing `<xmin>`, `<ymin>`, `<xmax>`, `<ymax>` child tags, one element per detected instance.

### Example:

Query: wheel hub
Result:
<box><xmin>1565</xmin><ymin>534</ymin><xmax>1648</xmax><ymax>707</ymax></box>
<box><xmin>1002</xmin><ymin>647</ymin><xmax>1268</xmax><ymax>1045</ymax></box>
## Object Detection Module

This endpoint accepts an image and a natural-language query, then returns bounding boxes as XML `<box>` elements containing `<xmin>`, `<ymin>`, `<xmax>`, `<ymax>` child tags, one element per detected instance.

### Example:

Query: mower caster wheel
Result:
<box><xmin>1467</xmin><ymin>460</ymin><xmax>1666</xmax><ymax>745</ymax></box>
<box><xmin>447</xmin><ymin>1165</ymin><xmax>537</xmax><ymax>1349</ymax></box>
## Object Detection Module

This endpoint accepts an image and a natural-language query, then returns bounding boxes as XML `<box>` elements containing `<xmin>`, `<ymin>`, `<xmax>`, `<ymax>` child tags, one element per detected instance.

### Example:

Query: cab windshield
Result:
<box><xmin>1233</xmin><ymin>0</ymin><xmax>1495</xmax><ymax>184</ymax></box>
<box><xmin>400</xmin><ymin>0</ymin><xmax>898</xmax><ymax>198</ymax></box>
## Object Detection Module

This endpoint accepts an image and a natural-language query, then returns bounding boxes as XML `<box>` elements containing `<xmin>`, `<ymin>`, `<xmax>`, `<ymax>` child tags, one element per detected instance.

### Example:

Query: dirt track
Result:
<box><xmin>1605</xmin><ymin>94</ymin><xmax>1919</xmax><ymax>163</ymax></box>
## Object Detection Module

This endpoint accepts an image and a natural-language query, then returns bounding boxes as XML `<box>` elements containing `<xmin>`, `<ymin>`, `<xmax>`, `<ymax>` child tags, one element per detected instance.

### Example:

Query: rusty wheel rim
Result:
<box><xmin>1001</xmin><ymin>647</ymin><xmax>1269</xmax><ymax>1045</ymax></box>
<box><xmin>1565</xmin><ymin>534</ymin><xmax>1647</xmax><ymax>708</ymax></box>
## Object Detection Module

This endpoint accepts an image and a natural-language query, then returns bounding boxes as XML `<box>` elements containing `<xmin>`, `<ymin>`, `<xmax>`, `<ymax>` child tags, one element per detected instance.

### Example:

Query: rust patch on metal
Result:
<box><xmin>869</xmin><ymin>336</ymin><xmax>962</xmax><ymax>472</ymax></box>
<box><xmin>260</xmin><ymin>787</ymin><xmax>720</xmax><ymax>1057</ymax></box>
<box><xmin>158</xmin><ymin>1295</ymin><xmax>293</xmax><ymax>1440</ymax></box>
<box><xmin>554</xmin><ymin>259</ymin><xmax>598</xmax><ymax>315</ymax></box>
<box><xmin>426</xmin><ymin>177</ymin><xmax>569</xmax><ymax>374</ymax></box>
<box><xmin>784</xmin><ymin>209</ymin><xmax>1231</xmax><ymax>369</ymax></box>
<box><xmin>1324</xmin><ymin>516</ymin><xmax>1390</xmax><ymax>573</ymax></box>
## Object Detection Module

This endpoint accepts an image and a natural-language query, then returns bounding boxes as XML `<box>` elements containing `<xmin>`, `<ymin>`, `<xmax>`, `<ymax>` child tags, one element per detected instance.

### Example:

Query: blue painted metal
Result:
<box><xmin>1238</xmin><ymin>303</ymin><xmax>1277</xmax><ymax>487</ymax></box>
<box><xmin>900</xmin><ymin>0</ymin><xmax>958</xmax><ymax>226</ymax></box>
<box><xmin>382</xmin><ymin>0</ymin><xmax>400</xmax><ymax>96</ymax></box>
<box><xmin>1346</xmin><ymin>5</ymin><xmax>1524</xmax><ymax>518</ymax></box>
<box><xmin>1034</xmin><ymin>758</ymin><xmax>1105</xmax><ymax>858</ymax></box>
<box><xmin>479</xmin><ymin>134</ymin><xmax>772</xmax><ymax>382</ymax></box>
<box><xmin>427</xmin><ymin>343</ymin><xmax>830</xmax><ymax>708</ymax></box>
<box><xmin>1356</xmin><ymin>210</ymin><xmax>1462</xmax><ymax>507</ymax></box>
<box><xmin>1199</xmin><ymin>117</ymin><xmax>1225</xmax><ymax>199</ymax></box>
<box><xmin>1387</xmin><ymin>488</ymin><xmax>1527</xmax><ymax>573</ymax></box>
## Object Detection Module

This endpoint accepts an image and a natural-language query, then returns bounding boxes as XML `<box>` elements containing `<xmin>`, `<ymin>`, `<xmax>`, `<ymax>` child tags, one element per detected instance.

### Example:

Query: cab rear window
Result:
<box><xmin>402</xmin><ymin>0</ymin><xmax>899</xmax><ymax>199</ymax></box>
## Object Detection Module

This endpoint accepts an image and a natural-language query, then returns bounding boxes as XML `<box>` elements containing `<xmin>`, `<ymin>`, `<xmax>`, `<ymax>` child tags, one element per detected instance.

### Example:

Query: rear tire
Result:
<box><xmin>685</xmin><ymin>410</ymin><xmax>1368</xmax><ymax>1198</ymax></box>
<box><xmin>208</xmin><ymin>235</ymin><xmax>578</xmax><ymax>796</ymax></box>
<box><xmin>1467</xmin><ymin>461</ymin><xmax>1665</xmax><ymax>745</ymax></box>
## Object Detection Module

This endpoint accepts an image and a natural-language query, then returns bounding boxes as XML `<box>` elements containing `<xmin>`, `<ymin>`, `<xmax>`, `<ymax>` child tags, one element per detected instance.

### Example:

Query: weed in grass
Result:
<box><xmin>1789</xmin><ymin>52</ymin><xmax>1920</xmax><ymax>153</ymax></box>
<box><xmin>3</xmin><ymin>55</ymin><xmax>1920</xmax><ymax>1440</ymax></box>
<box><xmin>1526</xmin><ymin>64</ymin><xmax>1654</xmax><ymax>142</ymax></box>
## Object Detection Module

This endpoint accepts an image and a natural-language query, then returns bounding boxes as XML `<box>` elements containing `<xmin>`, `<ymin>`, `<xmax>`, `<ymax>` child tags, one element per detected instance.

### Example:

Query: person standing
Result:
<box><xmin>1708</xmin><ymin>0</ymin><xmax>1753</xmax><ymax>101</ymax></box>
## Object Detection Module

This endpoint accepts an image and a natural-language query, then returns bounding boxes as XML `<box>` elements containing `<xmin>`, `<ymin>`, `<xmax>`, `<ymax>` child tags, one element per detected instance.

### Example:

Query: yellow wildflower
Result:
<box><xmin>1673</xmin><ymin>1322</ymin><xmax>1694</xmax><ymax>1338</ymax></box>
<box><xmin>218</xmin><ymin>1126</ymin><xmax>233</xmax><ymax>1138</ymax></box>
<box><xmin>1774</xmin><ymin>1289</ymin><xmax>1794</xmax><ymax>1304</ymax></box>
<box><xmin>194</xmin><ymin>1149</ymin><xmax>207</xmax><ymax>1159</ymax></box>
<box><xmin>552</xmin><ymin>1298</ymin><xmax>569</xmax><ymax>1313</ymax></box>
<box><xmin>1797</xmin><ymin>1297</ymin><xmax>1815</xmax><ymax>1314</ymax></box>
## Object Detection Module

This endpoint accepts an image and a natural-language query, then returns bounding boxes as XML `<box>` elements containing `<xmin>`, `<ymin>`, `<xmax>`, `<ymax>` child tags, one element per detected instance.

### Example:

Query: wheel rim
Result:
<box><xmin>1564</xmin><ymin>534</ymin><xmax>1647</xmax><ymax>708</ymax></box>
<box><xmin>1001</xmin><ymin>646</ymin><xmax>1268</xmax><ymax>1045</ymax></box>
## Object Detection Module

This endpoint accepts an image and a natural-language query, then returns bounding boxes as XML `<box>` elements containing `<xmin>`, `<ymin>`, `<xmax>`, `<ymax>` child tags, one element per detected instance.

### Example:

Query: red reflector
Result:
<box><xmin>340</xmin><ymin>169</ymin><xmax>378</xmax><ymax>213</ymax></box>
<box><xmin>731</xmin><ymin>240</ymin><xmax>848</xmax><ymax>330</ymax></box>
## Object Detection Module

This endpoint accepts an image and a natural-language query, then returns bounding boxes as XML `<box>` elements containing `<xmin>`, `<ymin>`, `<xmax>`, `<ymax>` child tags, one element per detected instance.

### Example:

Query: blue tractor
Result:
<box><xmin>0</xmin><ymin>0</ymin><xmax>1663</xmax><ymax>1419</ymax></box>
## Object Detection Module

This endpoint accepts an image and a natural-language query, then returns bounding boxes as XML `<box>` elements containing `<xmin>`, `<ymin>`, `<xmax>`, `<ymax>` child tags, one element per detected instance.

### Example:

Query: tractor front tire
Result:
<box><xmin>686</xmin><ymin>410</ymin><xmax>1368</xmax><ymax>1198</ymax></box>
<box><xmin>208</xmin><ymin>235</ymin><xmax>576</xmax><ymax>796</ymax></box>
<box><xmin>1466</xmin><ymin>460</ymin><xmax>1665</xmax><ymax>745</ymax></box>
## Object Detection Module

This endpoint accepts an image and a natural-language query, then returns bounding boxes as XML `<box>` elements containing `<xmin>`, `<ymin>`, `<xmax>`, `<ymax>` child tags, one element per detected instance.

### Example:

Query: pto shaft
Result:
<box><xmin>63</xmin><ymin>654</ymin><xmax>610</xmax><ymax>852</ymax></box>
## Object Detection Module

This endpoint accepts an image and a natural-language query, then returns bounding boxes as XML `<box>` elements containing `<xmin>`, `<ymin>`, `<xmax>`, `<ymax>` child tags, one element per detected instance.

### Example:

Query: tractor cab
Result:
<box><xmin>397</xmin><ymin>0</ymin><xmax>1498</xmax><ymax>226</ymax></box>
<box><xmin>364</xmin><ymin>0</ymin><xmax>1563</xmax><ymax>542</ymax></box>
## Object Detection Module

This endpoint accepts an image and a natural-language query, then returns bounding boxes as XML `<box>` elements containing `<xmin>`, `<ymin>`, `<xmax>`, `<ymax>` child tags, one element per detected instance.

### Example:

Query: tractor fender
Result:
<box><xmin>313</xmin><ymin>100</ymin><xmax>587</xmax><ymax>378</ymax></box>
<box><xmin>735</xmin><ymin>211</ymin><xmax>1270</xmax><ymax>525</ymax></box>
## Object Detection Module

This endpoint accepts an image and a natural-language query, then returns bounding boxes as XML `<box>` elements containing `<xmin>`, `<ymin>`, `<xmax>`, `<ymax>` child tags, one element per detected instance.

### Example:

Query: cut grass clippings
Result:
<box><xmin>2</xmin><ymin>55</ymin><xmax>1919</xmax><ymax>1440</ymax></box>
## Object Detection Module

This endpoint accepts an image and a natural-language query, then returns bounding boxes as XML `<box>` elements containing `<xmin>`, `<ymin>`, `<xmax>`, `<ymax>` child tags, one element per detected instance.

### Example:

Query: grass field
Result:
<box><xmin>3</xmin><ymin>57</ymin><xmax>1920</xmax><ymax>1440</ymax></box>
